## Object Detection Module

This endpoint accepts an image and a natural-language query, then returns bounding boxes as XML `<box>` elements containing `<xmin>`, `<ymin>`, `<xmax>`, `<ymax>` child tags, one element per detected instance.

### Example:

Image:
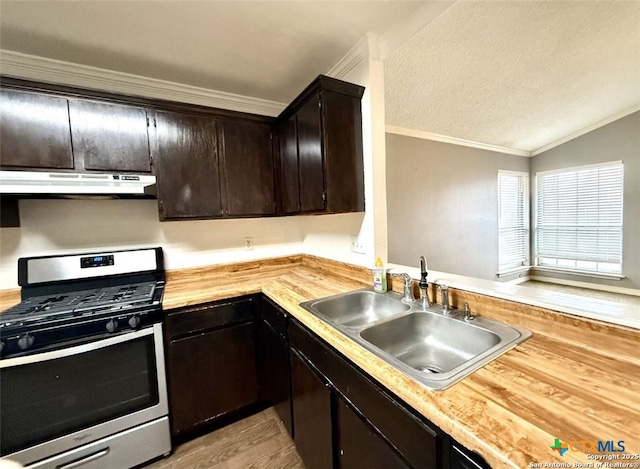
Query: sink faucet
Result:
<box><xmin>391</xmin><ymin>273</ymin><xmax>414</xmax><ymax>303</ymax></box>
<box><xmin>418</xmin><ymin>256</ymin><xmax>430</xmax><ymax>309</ymax></box>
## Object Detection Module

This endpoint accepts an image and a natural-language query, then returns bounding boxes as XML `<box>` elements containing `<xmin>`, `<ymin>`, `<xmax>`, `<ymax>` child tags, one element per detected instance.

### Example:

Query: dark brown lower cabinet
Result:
<box><xmin>163</xmin><ymin>294</ymin><xmax>494</xmax><ymax>468</ymax></box>
<box><xmin>336</xmin><ymin>396</ymin><xmax>410</xmax><ymax>469</ymax></box>
<box><xmin>290</xmin><ymin>348</ymin><xmax>333</xmax><ymax>469</ymax></box>
<box><xmin>289</xmin><ymin>318</ymin><xmax>439</xmax><ymax>469</ymax></box>
<box><xmin>257</xmin><ymin>297</ymin><xmax>292</xmax><ymax>435</ymax></box>
<box><xmin>165</xmin><ymin>297</ymin><xmax>259</xmax><ymax>438</ymax></box>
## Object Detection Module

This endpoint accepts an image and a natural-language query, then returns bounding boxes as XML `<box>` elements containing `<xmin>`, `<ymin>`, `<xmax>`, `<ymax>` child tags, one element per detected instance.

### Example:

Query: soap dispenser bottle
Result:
<box><xmin>373</xmin><ymin>258</ymin><xmax>387</xmax><ymax>293</ymax></box>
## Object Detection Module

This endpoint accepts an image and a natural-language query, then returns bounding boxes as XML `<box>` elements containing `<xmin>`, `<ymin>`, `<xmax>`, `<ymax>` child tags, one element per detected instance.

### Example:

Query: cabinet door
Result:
<box><xmin>219</xmin><ymin>120</ymin><xmax>275</xmax><ymax>216</ymax></box>
<box><xmin>278</xmin><ymin>116</ymin><xmax>300</xmax><ymax>214</ymax></box>
<box><xmin>153</xmin><ymin>111</ymin><xmax>222</xmax><ymax>219</ymax></box>
<box><xmin>166</xmin><ymin>322</ymin><xmax>258</xmax><ymax>436</ymax></box>
<box><xmin>290</xmin><ymin>319</ymin><xmax>439</xmax><ymax>469</ymax></box>
<box><xmin>322</xmin><ymin>90</ymin><xmax>364</xmax><ymax>213</ymax></box>
<box><xmin>0</xmin><ymin>89</ymin><xmax>73</xmax><ymax>169</ymax></box>
<box><xmin>257</xmin><ymin>321</ymin><xmax>292</xmax><ymax>436</ymax></box>
<box><xmin>337</xmin><ymin>397</ymin><xmax>410</xmax><ymax>469</ymax></box>
<box><xmin>296</xmin><ymin>95</ymin><xmax>325</xmax><ymax>212</ymax></box>
<box><xmin>290</xmin><ymin>349</ymin><xmax>333</xmax><ymax>469</ymax></box>
<box><xmin>68</xmin><ymin>100</ymin><xmax>151</xmax><ymax>173</ymax></box>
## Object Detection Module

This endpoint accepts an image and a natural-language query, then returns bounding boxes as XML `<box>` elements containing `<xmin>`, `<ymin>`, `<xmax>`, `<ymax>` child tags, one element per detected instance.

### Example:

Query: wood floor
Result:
<box><xmin>144</xmin><ymin>408</ymin><xmax>305</xmax><ymax>469</ymax></box>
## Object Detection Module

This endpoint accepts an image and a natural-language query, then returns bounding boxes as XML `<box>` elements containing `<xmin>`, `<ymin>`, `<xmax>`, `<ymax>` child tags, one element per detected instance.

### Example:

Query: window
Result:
<box><xmin>498</xmin><ymin>170</ymin><xmax>530</xmax><ymax>274</ymax></box>
<box><xmin>535</xmin><ymin>161</ymin><xmax>624</xmax><ymax>274</ymax></box>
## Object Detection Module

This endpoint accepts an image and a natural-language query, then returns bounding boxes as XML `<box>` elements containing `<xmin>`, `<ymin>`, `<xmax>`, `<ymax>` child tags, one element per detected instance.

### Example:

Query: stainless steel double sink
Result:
<box><xmin>300</xmin><ymin>289</ymin><xmax>531</xmax><ymax>390</ymax></box>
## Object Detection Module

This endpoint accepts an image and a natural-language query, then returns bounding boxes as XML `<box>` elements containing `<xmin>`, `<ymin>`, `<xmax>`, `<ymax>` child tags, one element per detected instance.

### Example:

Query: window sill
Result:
<box><xmin>496</xmin><ymin>266</ymin><xmax>531</xmax><ymax>278</ymax></box>
<box><xmin>531</xmin><ymin>266</ymin><xmax>626</xmax><ymax>280</ymax></box>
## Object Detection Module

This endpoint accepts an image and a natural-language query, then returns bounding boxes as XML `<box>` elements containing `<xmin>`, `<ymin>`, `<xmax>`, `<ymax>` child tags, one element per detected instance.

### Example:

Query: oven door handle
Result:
<box><xmin>0</xmin><ymin>324</ymin><xmax>159</xmax><ymax>368</ymax></box>
<box><xmin>56</xmin><ymin>447</ymin><xmax>110</xmax><ymax>469</ymax></box>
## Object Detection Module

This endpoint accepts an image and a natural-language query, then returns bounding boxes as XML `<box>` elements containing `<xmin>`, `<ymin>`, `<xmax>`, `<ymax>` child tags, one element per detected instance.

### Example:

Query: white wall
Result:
<box><xmin>386</xmin><ymin>133</ymin><xmax>530</xmax><ymax>280</ymax></box>
<box><xmin>0</xmin><ymin>199</ymin><xmax>369</xmax><ymax>289</ymax></box>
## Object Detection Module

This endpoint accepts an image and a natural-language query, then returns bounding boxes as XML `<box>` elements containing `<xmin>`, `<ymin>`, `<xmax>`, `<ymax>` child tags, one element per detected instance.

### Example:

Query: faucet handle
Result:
<box><xmin>391</xmin><ymin>273</ymin><xmax>415</xmax><ymax>302</ymax></box>
<box><xmin>463</xmin><ymin>303</ymin><xmax>476</xmax><ymax>321</ymax></box>
<box><xmin>437</xmin><ymin>284</ymin><xmax>450</xmax><ymax>315</ymax></box>
<box><xmin>391</xmin><ymin>272</ymin><xmax>412</xmax><ymax>286</ymax></box>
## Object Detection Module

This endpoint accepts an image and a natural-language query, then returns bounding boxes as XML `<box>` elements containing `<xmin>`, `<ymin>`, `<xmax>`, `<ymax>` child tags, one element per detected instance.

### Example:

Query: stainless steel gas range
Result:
<box><xmin>0</xmin><ymin>247</ymin><xmax>171</xmax><ymax>468</ymax></box>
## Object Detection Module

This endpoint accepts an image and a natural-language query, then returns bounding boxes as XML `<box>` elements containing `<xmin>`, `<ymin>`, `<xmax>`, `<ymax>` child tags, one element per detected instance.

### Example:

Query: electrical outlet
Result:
<box><xmin>244</xmin><ymin>237</ymin><xmax>253</xmax><ymax>251</ymax></box>
<box><xmin>350</xmin><ymin>235</ymin><xmax>365</xmax><ymax>254</ymax></box>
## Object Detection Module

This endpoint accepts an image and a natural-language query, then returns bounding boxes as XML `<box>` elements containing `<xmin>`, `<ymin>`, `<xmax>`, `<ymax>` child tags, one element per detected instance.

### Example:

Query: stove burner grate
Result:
<box><xmin>1</xmin><ymin>282</ymin><xmax>157</xmax><ymax>326</ymax></box>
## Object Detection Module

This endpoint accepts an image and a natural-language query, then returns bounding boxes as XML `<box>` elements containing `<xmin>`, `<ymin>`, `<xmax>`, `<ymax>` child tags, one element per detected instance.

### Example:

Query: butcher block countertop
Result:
<box><xmin>3</xmin><ymin>254</ymin><xmax>639</xmax><ymax>468</ymax></box>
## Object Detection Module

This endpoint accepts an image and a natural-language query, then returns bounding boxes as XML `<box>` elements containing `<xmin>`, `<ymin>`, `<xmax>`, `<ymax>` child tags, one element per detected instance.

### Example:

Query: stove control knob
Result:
<box><xmin>17</xmin><ymin>334</ymin><xmax>35</xmax><ymax>350</ymax></box>
<box><xmin>106</xmin><ymin>319</ymin><xmax>118</xmax><ymax>333</ymax></box>
<box><xmin>128</xmin><ymin>315</ymin><xmax>140</xmax><ymax>329</ymax></box>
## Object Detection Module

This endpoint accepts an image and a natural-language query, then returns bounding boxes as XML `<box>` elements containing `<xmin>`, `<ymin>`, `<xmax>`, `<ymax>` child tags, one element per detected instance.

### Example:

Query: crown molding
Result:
<box><xmin>0</xmin><ymin>50</ymin><xmax>285</xmax><ymax>116</ymax></box>
<box><xmin>326</xmin><ymin>35</ymin><xmax>370</xmax><ymax>80</ymax></box>
<box><xmin>385</xmin><ymin>125</ymin><xmax>532</xmax><ymax>157</ymax></box>
<box><xmin>531</xmin><ymin>104</ymin><xmax>640</xmax><ymax>156</ymax></box>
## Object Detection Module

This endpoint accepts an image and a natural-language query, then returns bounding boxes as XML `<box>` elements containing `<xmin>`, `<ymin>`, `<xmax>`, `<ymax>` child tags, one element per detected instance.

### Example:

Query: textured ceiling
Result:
<box><xmin>0</xmin><ymin>1</ymin><xmax>419</xmax><ymax>103</ymax></box>
<box><xmin>384</xmin><ymin>1</ymin><xmax>640</xmax><ymax>153</ymax></box>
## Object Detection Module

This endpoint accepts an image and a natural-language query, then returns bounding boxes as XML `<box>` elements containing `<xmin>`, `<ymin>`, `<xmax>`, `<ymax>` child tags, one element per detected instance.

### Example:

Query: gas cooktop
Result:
<box><xmin>0</xmin><ymin>248</ymin><xmax>165</xmax><ymax>358</ymax></box>
<box><xmin>2</xmin><ymin>282</ymin><xmax>158</xmax><ymax>325</ymax></box>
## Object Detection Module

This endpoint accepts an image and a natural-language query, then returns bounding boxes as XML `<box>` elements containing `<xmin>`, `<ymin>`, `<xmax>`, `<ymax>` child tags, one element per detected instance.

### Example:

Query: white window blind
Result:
<box><xmin>535</xmin><ymin>162</ymin><xmax>624</xmax><ymax>274</ymax></box>
<box><xmin>498</xmin><ymin>171</ymin><xmax>530</xmax><ymax>273</ymax></box>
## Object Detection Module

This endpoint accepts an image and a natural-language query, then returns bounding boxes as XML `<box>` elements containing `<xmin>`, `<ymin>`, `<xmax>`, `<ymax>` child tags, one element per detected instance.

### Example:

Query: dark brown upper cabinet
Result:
<box><xmin>152</xmin><ymin>110</ymin><xmax>223</xmax><ymax>220</ymax></box>
<box><xmin>278</xmin><ymin>116</ymin><xmax>300</xmax><ymax>214</ymax></box>
<box><xmin>0</xmin><ymin>88</ymin><xmax>74</xmax><ymax>170</ymax></box>
<box><xmin>0</xmin><ymin>75</ymin><xmax>365</xmax><ymax>222</ymax></box>
<box><xmin>219</xmin><ymin>119</ymin><xmax>275</xmax><ymax>216</ymax></box>
<box><xmin>68</xmin><ymin>99</ymin><xmax>151</xmax><ymax>173</ymax></box>
<box><xmin>153</xmin><ymin>112</ymin><xmax>277</xmax><ymax>221</ymax></box>
<box><xmin>296</xmin><ymin>95</ymin><xmax>325</xmax><ymax>212</ymax></box>
<box><xmin>276</xmin><ymin>75</ymin><xmax>365</xmax><ymax>215</ymax></box>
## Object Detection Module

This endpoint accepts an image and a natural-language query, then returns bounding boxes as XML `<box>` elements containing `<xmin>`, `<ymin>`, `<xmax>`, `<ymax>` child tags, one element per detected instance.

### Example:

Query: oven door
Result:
<box><xmin>0</xmin><ymin>323</ymin><xmax>168</xmax><ymax>465</ymax></box>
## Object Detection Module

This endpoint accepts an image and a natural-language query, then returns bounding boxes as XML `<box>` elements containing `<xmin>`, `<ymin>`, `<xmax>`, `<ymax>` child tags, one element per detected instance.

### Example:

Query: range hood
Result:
<box><xmin>0</xmin><ymin>171</ymin><xmax>156</xmax><ymax>197</ymax></box>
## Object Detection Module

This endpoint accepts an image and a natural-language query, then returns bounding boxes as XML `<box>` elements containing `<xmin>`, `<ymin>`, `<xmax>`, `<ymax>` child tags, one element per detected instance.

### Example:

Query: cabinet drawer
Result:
<box><xmin>290</xmin><ymin>319</ymin><xmax>439</xmax><ymax>469</ymax></box>
<box><xmin>261</xmin><ymin>296</ymin><xmax>288</xmax><ymax>338</ymax></box>
<box><xmin>166</xmin><ymin>297</ymin><xmax>255</xmax><ymax>339</ymax></box>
